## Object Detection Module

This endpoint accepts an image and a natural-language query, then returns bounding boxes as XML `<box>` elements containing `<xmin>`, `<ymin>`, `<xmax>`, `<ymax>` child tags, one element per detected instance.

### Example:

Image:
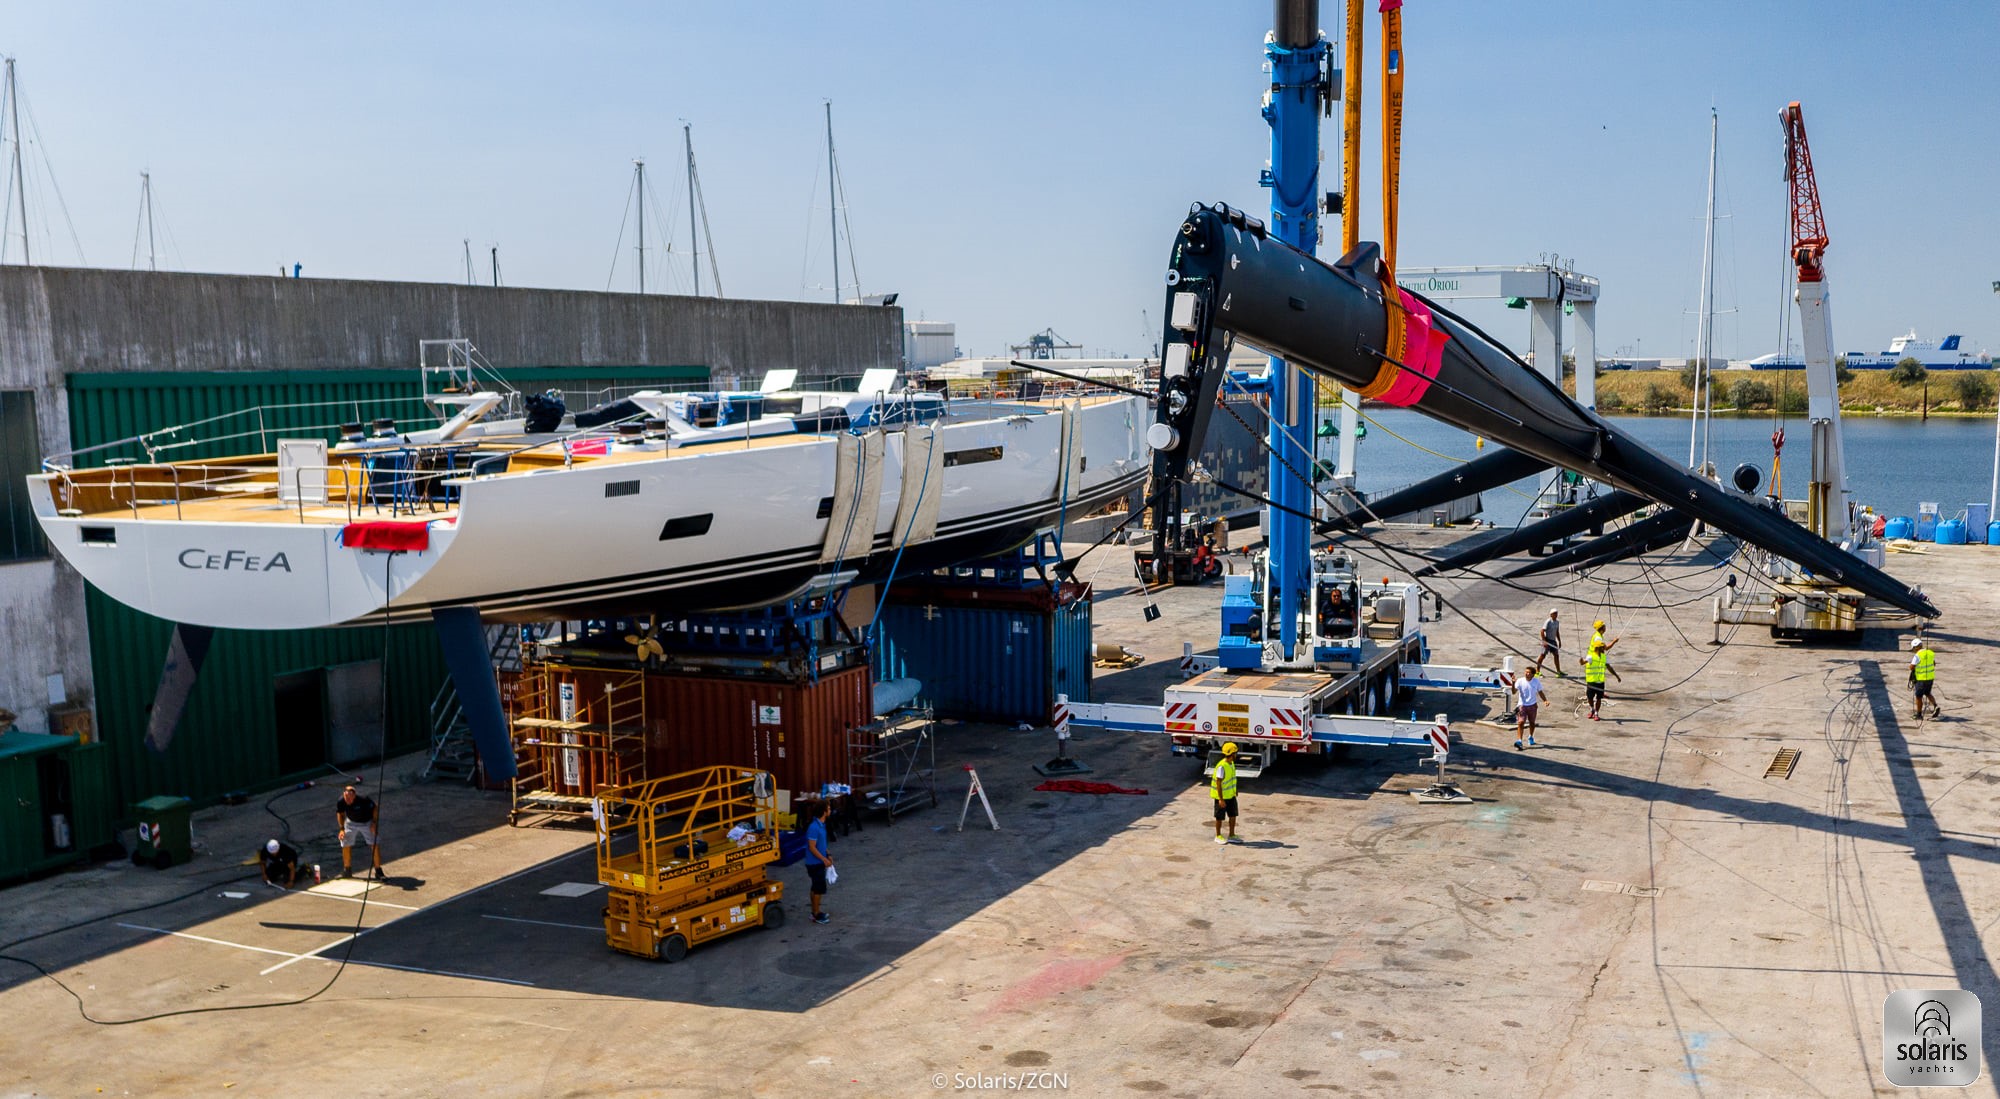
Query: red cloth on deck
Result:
<box><xmin>340</xmin><ymin>521</ymin><xmax>431</xmax><ymax>551</ymax></box>
<box><xmin>1034</xmin><ymin>780</ymin><xmax>1149</xmax><ymax>796</ymax></box>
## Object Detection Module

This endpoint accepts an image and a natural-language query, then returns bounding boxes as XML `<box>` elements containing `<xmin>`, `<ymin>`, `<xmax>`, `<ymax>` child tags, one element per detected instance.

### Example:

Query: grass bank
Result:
<box><xmin>1579</xmin><ymin>368</ymin><xmax>2000</xmax><ymax>417</ymax></box>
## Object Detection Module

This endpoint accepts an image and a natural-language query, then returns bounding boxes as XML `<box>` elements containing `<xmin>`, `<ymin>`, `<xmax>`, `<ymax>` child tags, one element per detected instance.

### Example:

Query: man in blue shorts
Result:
<box><xmin>805</xmin><ymin>800</ymin><xmax>835</xmax><ymax>924</ymax></box>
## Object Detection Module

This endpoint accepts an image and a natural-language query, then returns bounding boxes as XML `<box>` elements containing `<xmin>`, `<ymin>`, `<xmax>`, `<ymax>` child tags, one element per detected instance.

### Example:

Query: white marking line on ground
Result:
<box><xmin>345</xmin><ymin>959</ymin><xmax>536</xmax><ymax>987</ymax></box>
<box><xmin>117</xmin><ymin>923</ymin><xmax>306</xmax><ymax>962</ymax></box>
<box><xmin>308</xmin><ymin>878</ymin><xmax>381</xmax><ymax>898</ymax></box>
<box><xmin>296</xmin><ymin>890</ymin><xmax>422</xmax><ymax>912</ymax></box>
<box><xmin>260</xmin><ymin>844</ymin><xmax>593</xmax><ymax>978</ymax></box>
<box><xmin>482</xmin><ymin>914</ymin><xmax>601</xmax><ymax>933</ymax></box>
<box><xmin>260</xmin><ymin>930</ymin><xmax>374</xmax><ymax>975</ymax></box>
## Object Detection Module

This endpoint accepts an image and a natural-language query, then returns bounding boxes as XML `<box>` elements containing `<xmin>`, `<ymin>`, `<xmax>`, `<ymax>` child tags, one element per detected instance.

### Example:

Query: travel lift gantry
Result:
<box><xmin>1713</xmin><ymin>101</ymin><xmax>1898</xmax><ymax>639</ymax></box>
<box><xmin>1063</xmin><ymin>0</ymin><xmax>1509</xmax><ymax>802</ymax></box>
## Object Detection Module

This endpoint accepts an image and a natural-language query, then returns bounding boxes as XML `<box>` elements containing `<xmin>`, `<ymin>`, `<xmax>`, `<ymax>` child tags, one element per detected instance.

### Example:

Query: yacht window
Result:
<box><xmin>657</xmin><ymin>514</ymin><xmax>714</xmax><ymax>541</ymax></box>
<box><xmin>943</xmin><ymin>446</ymin><xmax>1004</xmax><ymax>467</ymax></box>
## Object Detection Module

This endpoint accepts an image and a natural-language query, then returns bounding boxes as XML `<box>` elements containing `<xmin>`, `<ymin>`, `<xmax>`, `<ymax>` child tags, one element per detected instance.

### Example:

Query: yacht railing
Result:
<box><xmin>49</xmin><ymin>457</ymin><xmax>479</xmax><ymax>526</ymax></box>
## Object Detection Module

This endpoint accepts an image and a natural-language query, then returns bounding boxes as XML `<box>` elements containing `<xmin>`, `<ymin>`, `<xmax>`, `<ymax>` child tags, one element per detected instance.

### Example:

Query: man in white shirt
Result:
<box><xmin>1514</xmin><ymin>667</ymin><xmax>1543</xmax><ymax>750</ymax></box>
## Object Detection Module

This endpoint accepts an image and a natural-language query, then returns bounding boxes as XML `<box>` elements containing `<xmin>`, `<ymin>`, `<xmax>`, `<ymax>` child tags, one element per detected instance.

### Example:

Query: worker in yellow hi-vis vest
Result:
<box><xmin>1909</xmin><ymin>637</ymin><xmax>1940</xmax><ymax>720</ymax></box>
<box><xmin>1211</xmin><ymin>742</ymin><xmax>1239</xmax><ymax>845</ymax></box>
<box><xmin>1584</xmin><ymin>640</ymin><xmax>1621</xmax><ymax>721</ymax></box>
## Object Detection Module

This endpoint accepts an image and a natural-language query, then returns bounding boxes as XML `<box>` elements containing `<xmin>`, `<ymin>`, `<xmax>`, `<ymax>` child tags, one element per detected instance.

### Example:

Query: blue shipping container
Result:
<box><xmin>874</xmin><ymin>595</ymin><xmax>1092</xmax><ymax>725</ymax></box>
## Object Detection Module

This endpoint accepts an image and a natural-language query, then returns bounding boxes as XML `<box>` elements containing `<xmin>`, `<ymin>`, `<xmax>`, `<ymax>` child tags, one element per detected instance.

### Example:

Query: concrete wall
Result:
<box><xmin>0</xmin><ymin>265</ymin><xmax>904</xmax><ymax>739</ymax></box>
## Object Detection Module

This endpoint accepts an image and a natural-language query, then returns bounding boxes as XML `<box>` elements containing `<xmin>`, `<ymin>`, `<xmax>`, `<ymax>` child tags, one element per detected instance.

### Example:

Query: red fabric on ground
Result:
<box><xmin>340</xmin><ymin>521</ymin><xmax>431</xmax><ymax>551</ymax></box>
<box><xmin>1034</xmin><ymin>780</ymin><xmax>1149</xmax><ymax>796</ymax></box>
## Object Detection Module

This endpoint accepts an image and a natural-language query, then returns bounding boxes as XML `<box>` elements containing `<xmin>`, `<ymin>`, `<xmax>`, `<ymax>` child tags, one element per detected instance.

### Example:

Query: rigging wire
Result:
<box><xmin>1206</xmin><ymin>378</ymin><xmax>1772</xmax><ymax>689</ymax></box>
<box><xmin>1352</xmin><ymin>407</ymin><xmax>1543</xmax><ymax>504</ymax></box>
<box><xmin>604</xmin><ymin>168</ymin><xmax>639</xmax><ymax>292</ymax></box>
<box><xmin>16</xmin><ymin>77</ymin><xmax>85</xmax><ymax>264</ymax></box>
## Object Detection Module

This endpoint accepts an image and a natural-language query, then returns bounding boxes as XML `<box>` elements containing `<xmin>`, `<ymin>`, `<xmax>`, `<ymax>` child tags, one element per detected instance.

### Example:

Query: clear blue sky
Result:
<box><xmin>4</xmin><ymin>2</ymin><xmax>1995</xmax><ymax>363</ymax></box>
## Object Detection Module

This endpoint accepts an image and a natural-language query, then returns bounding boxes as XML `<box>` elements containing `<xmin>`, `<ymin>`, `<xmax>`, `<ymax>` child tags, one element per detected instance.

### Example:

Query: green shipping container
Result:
<box><xmin>66</xmin><ymin>365</ymin><xmax>707</xmax><ymax>810</ymax></box>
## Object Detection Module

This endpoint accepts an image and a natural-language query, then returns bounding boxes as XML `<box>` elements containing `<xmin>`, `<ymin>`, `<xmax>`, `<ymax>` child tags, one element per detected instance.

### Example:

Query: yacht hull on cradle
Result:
<box><xmin>28</xmin><ymin>396</ymin><xmax>1147</xmax><ymax>630</ymax></box>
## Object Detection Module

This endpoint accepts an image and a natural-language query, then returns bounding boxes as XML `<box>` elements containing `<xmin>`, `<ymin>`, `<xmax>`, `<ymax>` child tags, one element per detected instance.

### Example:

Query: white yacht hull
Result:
<box><xmin>31</xmin><ymin>397</ymin><xmax>1147</xmax><ymax>629</ymax></box>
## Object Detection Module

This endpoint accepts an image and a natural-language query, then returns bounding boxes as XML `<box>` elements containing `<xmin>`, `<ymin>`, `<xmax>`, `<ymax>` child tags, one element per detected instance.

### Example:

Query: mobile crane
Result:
<box><xmin>1714</xmin><ymin>101</ymin><xmax>1905</xmax><ymax>637</ymax></box>
<box><xmin>1065</xmin><ymin>1</ymin><xmax>1512</xmax><ymax>793</ymax></box>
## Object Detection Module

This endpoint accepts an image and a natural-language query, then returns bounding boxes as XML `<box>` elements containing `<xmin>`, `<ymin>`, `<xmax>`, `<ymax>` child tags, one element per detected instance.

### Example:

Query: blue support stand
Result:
<box><xmin>432</xmin><ymin>606</ymin><xmax>516</xmax><ymax>780</ymax></box>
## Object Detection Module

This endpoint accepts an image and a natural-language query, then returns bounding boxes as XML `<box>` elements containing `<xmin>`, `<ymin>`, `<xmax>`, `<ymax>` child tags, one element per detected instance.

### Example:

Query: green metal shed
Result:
<box><xmin>65</xmin><ymin>364</ymin><xmax>708</xmax><ymax>812</ymax></box>
<box><xmin>0</xmin><ymin>730</ymin><xmax>87</xmax><ymax>881</ymax></box>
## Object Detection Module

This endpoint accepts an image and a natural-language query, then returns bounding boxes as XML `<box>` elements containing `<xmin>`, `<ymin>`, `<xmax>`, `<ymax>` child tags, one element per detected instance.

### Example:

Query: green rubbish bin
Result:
<box><xmin>131</xmin><ymin>796</ymin><xmax>193</xmax><ymax>869</ymax></box>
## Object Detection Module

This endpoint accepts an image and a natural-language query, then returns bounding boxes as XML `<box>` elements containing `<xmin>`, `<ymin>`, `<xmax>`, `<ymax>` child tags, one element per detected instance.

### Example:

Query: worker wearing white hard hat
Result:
<box><xmin>259</xmin><ymin>837</ymin><xmax>303</xmax><ymax>889</ymax></box>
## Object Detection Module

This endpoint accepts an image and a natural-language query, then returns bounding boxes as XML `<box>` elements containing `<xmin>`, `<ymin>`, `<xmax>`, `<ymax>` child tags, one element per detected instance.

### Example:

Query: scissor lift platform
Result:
<box><xmin>594</xmin><ymin>765</ymin><xmax>785</xmax><ymax>962</ymax></box>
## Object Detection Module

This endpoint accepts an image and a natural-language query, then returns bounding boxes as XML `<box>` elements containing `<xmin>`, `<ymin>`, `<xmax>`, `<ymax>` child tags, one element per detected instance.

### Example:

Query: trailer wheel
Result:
<box><xmin>658</xmin><ymin>933</ymin><xmax>690</xmax><ymax>964</ymax></box>
<box><xmin>762</xmin><ymin>902</ymin><xmax>785</xmax><ymax>930</ymax></box>
<box><xmin>1363</xmin><ymin>680</ymin><xmax>1382</xmax><ymax>717</ymax></box>
<box><xmin>1387</xmin><ymin>669</ymin><xmax>1407</xmax><ymax>705</ymax></box>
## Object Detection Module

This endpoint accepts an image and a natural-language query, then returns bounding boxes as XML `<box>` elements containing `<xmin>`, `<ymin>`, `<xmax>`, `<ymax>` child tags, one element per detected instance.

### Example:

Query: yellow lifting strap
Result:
<box><xmin>1356</xmin><ymin>0</ymin><xmax>1409</xmax><ymax>400</ymax></box>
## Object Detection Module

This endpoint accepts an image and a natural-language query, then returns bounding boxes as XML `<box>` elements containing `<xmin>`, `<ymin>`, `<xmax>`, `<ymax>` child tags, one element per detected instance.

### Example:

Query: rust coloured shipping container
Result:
<box><xmin>637</xmin><ymin>665</ymin><xmax>872</xmax><ymax>807</ymax></box>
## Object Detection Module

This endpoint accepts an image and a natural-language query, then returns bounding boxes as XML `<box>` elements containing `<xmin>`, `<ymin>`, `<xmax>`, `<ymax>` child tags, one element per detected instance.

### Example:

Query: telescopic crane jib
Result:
<box><xmin>1780</xmin><ymin>101</ymin><xmax>1852</xmax><ymax>546</ymax></box>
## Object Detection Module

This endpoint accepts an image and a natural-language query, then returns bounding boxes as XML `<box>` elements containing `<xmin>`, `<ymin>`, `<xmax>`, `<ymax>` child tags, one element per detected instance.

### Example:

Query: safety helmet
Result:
<box><xmin>1221</xmin><ymin>742</ymin><xmax>1238</xmax><ymax>756</ymax></box>
<box><xmin>1911</xmin><ymin>637</ymin><xmax>1926</xmax><ymax>650</ymax></box>
<box><xmin>1593</xmin><ymin>619</ymin><xmax>1607</xmax><ymax>630</ymax></box>
<box><xmin>266</xmin><ymin>839</ymin><xmax>280</xmax><ymax>854</ymax></box>
<box><xmin>1590</xmin><ymin>640</ymin><xmax>1607</xmax><ymax>652</ymax></box>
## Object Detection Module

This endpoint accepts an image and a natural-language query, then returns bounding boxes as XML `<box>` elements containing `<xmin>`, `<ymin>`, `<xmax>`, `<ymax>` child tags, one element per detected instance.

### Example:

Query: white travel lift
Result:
<box><xmin>1063</xmin><ymin>553</ymin><xmax>1506</xmax><ymax>804</ymax></box>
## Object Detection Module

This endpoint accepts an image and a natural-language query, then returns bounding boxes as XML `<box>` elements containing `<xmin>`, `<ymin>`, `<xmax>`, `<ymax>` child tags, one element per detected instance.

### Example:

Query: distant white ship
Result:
<box><xmin>1843</xmin><ymin>330</ymin><xmax>1988</xmax><ymax>371</ymax></box>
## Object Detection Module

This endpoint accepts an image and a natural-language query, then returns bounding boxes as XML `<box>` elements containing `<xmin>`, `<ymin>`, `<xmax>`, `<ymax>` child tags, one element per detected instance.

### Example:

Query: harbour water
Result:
<box><xmin>1347</xmin><ymin>409</ymin><xmax>1999</xmax><ymax>530</ymax></box>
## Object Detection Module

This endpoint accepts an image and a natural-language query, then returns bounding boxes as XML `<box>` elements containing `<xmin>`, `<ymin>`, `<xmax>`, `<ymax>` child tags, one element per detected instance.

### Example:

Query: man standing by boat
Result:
<box><xmin>335</xmin><ymin>785</ymin><xmax>384</xmax><ymax>880</ymax></box>
<box><xmin>1910</xmin><ymin>637</ymin><xmax>1940</xmax><ymax>720</ymax></box>
<box><xmin>805</xmin><ymin>800</ymin><xmax>834</xmax><ymax>924</ymax></box>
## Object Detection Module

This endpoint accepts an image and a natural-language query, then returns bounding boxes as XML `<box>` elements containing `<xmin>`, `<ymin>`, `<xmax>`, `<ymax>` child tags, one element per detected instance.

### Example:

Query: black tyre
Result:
<box><xmin>658</xmin><ymin>933</ymin><xmax>690</xmax><ymax>963</ymax></box>
<box><xmin>762</xmin><ymin>901</ymin><xmax>785</xmax><ymax>930</ymax></box>
<box><xmin>152</xmin><ymin>850</ymin><xmax>174</xmax><ymax>870</ymax></box>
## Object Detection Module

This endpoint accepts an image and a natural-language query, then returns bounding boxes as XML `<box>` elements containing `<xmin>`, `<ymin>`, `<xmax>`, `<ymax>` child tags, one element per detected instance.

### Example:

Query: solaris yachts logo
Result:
<box><xmin>1885</xmin><ymin>989</ymin><xmax>1981</xmax><ymax>1087</ymax></box>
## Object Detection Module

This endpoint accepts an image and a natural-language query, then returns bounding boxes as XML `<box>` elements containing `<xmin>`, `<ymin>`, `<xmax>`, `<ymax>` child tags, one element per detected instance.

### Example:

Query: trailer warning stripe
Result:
<box><xmin>1164</xmin><ymin>700</ymin><xmax>1198</xmax><ymax>734</ymax></box>
<box><xmin>1268</xmin><ymin>708</ymin><xmax>1306</xmax><ymax>737</ymax></box>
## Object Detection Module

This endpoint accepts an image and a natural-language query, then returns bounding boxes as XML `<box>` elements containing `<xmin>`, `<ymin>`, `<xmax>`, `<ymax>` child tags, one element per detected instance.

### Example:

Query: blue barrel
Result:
<box><xmin>1885</xmin><ymin>516</ymin><xmax>1916</xmax><ymax>540</ymax></box>
<box><xmin>1970</xmin><ymin>503</ymin><xmax>1992</xmax><ymax>543</ymax></box>
<box><xmin>1988</xmin><ymin>520</ymin><xmax>2000</xmax><ymax>546</ymax></box>
<box><xmin>1916</xmin><ymin>513</ymin><xmax>1940</xmax><ymax>541</ymax></box>
<box><xmin>1935</xmin><ymin>519</ymin><xmax>1968</xmax><ymax>545</ymax></box>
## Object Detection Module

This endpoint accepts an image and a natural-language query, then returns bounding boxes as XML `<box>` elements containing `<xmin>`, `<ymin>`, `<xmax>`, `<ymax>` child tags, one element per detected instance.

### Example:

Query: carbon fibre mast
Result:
<box><xmin>1148</xmin><ymin>203</ymin><xmax>1935</xmax><ymax>618</ymax></box>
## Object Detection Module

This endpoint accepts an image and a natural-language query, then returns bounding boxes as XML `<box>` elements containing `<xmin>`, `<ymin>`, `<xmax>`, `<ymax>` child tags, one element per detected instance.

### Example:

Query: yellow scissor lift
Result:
<box><xmin>595</xmin><ymin>765</ymin><xmax>785</xmax><ymax>962</ymax></box>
